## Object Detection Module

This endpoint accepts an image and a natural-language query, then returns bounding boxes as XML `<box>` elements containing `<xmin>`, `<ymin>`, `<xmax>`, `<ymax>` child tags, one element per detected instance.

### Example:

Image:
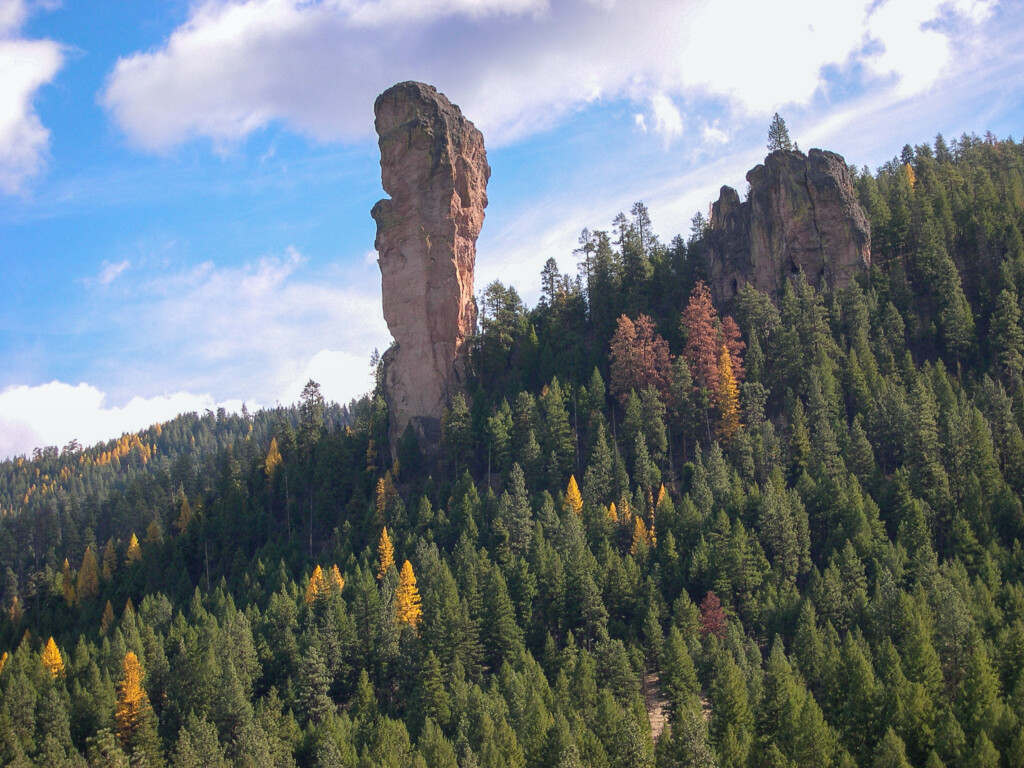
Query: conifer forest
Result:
<box><xmin>3</xmin><ymin>132</ymin><xmax>1024</xmax><ymax>768</ymax></box>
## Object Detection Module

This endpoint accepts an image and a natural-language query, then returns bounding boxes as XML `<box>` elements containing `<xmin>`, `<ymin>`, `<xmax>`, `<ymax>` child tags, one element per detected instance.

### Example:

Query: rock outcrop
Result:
<box><xmin>706</xmin><ymin>148</ymin><xmax>870</xmax><ymax>305</ymax></box>
<box><xmin>371</xmin><ymin>82</ymin><xmax>489</xmax><ymax>457</ymax></box>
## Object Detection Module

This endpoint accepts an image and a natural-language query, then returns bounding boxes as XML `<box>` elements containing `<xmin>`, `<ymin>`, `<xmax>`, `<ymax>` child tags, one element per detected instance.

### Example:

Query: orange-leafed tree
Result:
<box><xmin>565</xmin><ymin>475</ymin><xmax>583</xmax><ymax>516</ymax></box>
<box><xmin>125</xmin><ymin>533</ymin><xmax>142</xmax><ymax>565</ymax></box>
<box><xmin>76</xmin><ymin>545</ymin><xmax>100</xmax><ymax>602</ymax></box>
<box><xmin>41</xmin><ymin>636</ymin><xmax>64</xmax><ymax>678</ymax></box>
<box><xmin>116</xmin><ymin>651</ymin><xmax>162</xmax><ymax>764</ymax></box>
<box><xmin>717</xmin><ymin>345</ymin><xmax>742</xmax><ymax>444</ymax></box>
<box><xmin>681</xmin><ymin>281</ymin><xmax>721</xmax><ymax>397</ymax></box>
<box><xmin>395</xmin><ymin>560</ymin><xmax>423</xmax><ymax>629</ymax></box>
<box><xmin>609</xmin><ymin>313</ymin><xmax>674</xmax><ymax>403</ymax></box>
<box><xmin>378</xmin><ymin>526</ymin><xmax>395</xmax><ymax>578</ymax></box>
<box><xmin>306</xmin><ymin>565</ymin><xmax>326</xmax><ymax>604</ymax></box>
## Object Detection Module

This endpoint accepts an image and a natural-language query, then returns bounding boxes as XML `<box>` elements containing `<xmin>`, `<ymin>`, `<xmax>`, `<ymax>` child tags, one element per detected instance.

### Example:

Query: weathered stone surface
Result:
<box><xmin>371</xmin><ymin>81</ymin><xmax>489</xmax><ymax>456</ymax></box>
<box><xmin>706</xmin><ymin>148</ymin><xmax>870</xmax><ymax>305</ymax></box>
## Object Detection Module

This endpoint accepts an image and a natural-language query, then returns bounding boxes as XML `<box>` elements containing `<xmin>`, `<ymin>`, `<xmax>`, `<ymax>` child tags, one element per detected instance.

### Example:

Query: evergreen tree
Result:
<box><xmin>767</xmin><ymin>113</ymin><xmax>794</xmax><ymax>151</ymax></box>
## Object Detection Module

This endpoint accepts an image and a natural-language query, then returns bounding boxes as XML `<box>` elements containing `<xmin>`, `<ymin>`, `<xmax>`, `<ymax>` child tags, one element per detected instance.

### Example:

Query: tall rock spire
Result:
<box><xmin>371</xmin><ymin>82</ymin><xmax>489</xmax><ymax>458</ymax></box>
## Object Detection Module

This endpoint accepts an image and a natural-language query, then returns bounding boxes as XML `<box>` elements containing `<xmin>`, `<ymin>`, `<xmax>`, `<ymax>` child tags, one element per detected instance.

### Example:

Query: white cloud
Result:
<box><xmin>97</xmin><ymin>259</ymin><xmax>130</xmax><ymax>285</ymax></box>
<box><xmin>648</xmin><ymin>92</ymin><xmax>683</xmax><ymax>141</ymax></box>
<box><xmin>84</xmin><ymin>247</ymin><xmax>390</xmax><ymax>409</ymax></box>
<box><xmin>101</xmin><ymin>0</ymin><xmax>996</xmax><ymax>152</ymax></box>
<box><xmin>0</xmin><ymin>381</ymin><xmax>242</xmax><ymax>459</ymax></box>
<box><xmin>0</xmin><ymin>0</ymin><xmax>62</xmax><ymax>193</ymax></box>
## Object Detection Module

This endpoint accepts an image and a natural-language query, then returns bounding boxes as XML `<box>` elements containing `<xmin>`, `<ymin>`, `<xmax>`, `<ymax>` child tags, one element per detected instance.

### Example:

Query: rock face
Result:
<box><xmin>371</xmin><ymin>82</ymin><xmax>489</xmax><ymax>457</ymax></box>
<box><xmin>706</xmin><ymin>148</ymin><xmax>870</xmax><ymax>305</ymax></box>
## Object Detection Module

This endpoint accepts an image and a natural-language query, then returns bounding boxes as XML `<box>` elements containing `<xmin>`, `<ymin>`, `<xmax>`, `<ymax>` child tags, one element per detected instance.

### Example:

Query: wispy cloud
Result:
<box><xmin>0</xmin><ymin>0</ymin><xmax>63</xmax><ymax>193</ymax></box>
<box><xmin>96</xmin><ymin>259</ymin><xmax>130</xmax><ymax>285</ymax></box>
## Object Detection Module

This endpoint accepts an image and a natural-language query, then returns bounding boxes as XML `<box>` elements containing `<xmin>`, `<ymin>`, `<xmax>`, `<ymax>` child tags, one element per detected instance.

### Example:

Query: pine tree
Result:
<box><xmin>378</xmin><ymin>526</ymin><xmax>395</xmax><ymax>578</ymax></box>
<box><xmin>40</xmin><ymin>636</ymin><xmax>64</xmax><ymax>678</ymax></box>
<box><xmin>61</xmin><ymin>558</ymin><xmax>75</xmax><ymax>605</ymax></box>
<box><xmin>767</xmin><ymin>113</ymin><xmax>793</xmax><ymax>151</ymax></box>
<box><xmin>396</xmin><ymin>560</ymin><xmax>423</xmax><ymax>629</ymax></box>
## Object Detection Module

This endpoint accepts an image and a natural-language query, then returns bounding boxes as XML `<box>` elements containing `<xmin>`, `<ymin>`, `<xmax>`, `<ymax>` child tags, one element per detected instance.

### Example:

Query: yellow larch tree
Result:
<box><xmin>631</xmin><ymin>517</ymin><xmax>650</xmax><ymax>556</ymax></box>
<box><xmin>102</xmin><ymin>538</ymin><xmax>117</xmax><ymax>581</ymax></box>
<box><xmin>378</xmin><ymin>526</ymin><xmax>395</xmax><ymax>578</ymax></box>
<box><xmin>76</xmin><ymin>546</ymin><xmax>100</xmax><ymax>602</ymax></box>
<box><xmin>329</xmin><ymin>564</ymin><xmax>345</xmax><ymax>594</ymax></box>
<box><xmin>395</xmin><ymin>560</ymin><xmax>422</xmax><ymax>629</ymax></box>
<box><xmin>265</xmin><ymin>437</ymin><xmax>282</xmax><ymax>477</ymax></box>
<box><xmin>125</xmin><ymin>533</ymin><xmax>142</xmax><ymax>565</ymax></box>
<box><xmin>305</xmin><ymin>565</ymin><xmax>326</xmax><ymax>604</ymax></box>
<box><xmin>607</xmin><ymin>502</ymin><xmax>618</xmax><ymax>524</ymax></box>
<box><xmin>174</xmin><ymin>497</ymin><xmax>192</xmax><ymax>535</ymax></box>
<box><xmin>565</xmin><ymin>476</ymin><xmax>583</xmax><ymax>517</ymax></box>
<box><xmin>0</xmin><ymin>651</ymin><xmax>7</xmax><ymax>675</ymax></box>
<box><xmin>115</xmin><ymin>651</ymin><xmax>159</xmax><ymax>758</ymax></box>
<box><xmin>101</xmin><ymin>600</ymin><xmax>116</xmax><ymax>636</ymax></box>
<box><xmin>41</xmin><ymin>636</ymin><xmax>64</xmax><ymax>678</ymax></box>
<box><xmin>717</xmin><ymin>345</ymin><xmax>742</xmax><ymax>445</ymax></box>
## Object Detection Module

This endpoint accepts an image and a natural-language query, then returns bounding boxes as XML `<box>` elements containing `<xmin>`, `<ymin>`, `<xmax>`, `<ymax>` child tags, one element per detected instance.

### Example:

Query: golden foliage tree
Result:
<box><xmin>101</xmin><ymin>600</ymin><xmax>116</xmax><ymax>636</ymax></box>
<box><xmin>41</xmin><ymin>636</ymin><xmax>64</xmax><ymax>678</ymax></box>
<box><xmin>126</xmin><ymin>533</ymin><xmax>142</xmax><ymax>565</ymax></box>
<box><xmin>174</xmin><ymin>497</ymin><xmax>192</xmax><ymax>535</ymax></box>
<box><xmin>0</xmin><ymin>651</ymin><xmax>7</xmax><ymax>674</ymax></box>
<box><xmin>115</xmin><ymin>651</ymin><xmax>161</xmax><ymax>763</ymax></box>
<box><xmin>395</xmin><ymin>560</ymin><xmax>422</xmax><ymax>628</ymax></box>
<box><xmin>631</xmin><ymin>516</ymin><xmax>652</xmax><ymax>555</ymax></box>
<box><xmin>565</xmin><ymin>475</ymin><xmax>583</xmax><ymax>516</ymax></box>
<box><xmin>265</xmin><ymin>437</ymin><xmax>282</xmax><ymax>476</ymax></box>
<box><xmin>102</xmin><ymin>539</ymin><xmax>117</xmax><ymax>582</ymax></box>
<box><xmin>717</xmin><ymin>345</ymin><xmax>742</xmax><ymax>444</ymax></box>
<box><xmin>305</xmin><ymin>565</ymin><xmax>326</xmax><ymax>604</ymax></box>
<box><xmin>76</xmin><ymin>545</ymin><xmax>100</xmax><ymax>602</ymax></box>
<box><xmin>378</xmin><ymin>526</ymin><xmax>395</xmax><ymax>579</ymax></box>
<box><xmin>329</xmin><ymin>564</ymin><xmax>345</xmax><ymax>594</ymax></box>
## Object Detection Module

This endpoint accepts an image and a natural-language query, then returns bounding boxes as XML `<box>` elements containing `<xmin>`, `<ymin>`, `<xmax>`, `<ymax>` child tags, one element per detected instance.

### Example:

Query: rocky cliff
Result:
<box><xmin>706</xmin><ymin>148</ymin><xmax>870</xmax><ymax>305</ymax></box>
<box><xmin>371</xmin><ymin>82</ymin><xmax>489</xmax><ymax>457</ymax></box>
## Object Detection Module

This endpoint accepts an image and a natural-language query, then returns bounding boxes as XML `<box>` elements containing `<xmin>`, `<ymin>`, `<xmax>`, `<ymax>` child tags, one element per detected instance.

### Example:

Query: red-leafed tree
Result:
<box><xmin>682</xmin><ymin>281</ymin><xmax>721</xmax><ymax>397</ymax></box>
<box><xmin>699</xmin><ymin>591</ymin><xmax>727</xmax><ymax>639</ymax></box>
<box><xmin>720</xmin><ymin>314</ymin><xmax>745</xmax><ymax>384</ymax></box>
<box><xmin>609</xmin><ymin>313</ymin><xmax>673</xmax><ymax>403</ymax></box>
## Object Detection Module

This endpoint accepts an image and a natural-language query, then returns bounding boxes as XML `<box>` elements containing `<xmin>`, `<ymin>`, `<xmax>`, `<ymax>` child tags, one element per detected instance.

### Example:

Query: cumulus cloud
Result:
<box><xmin>0</xmin><ymin>0</ymin><xmax>62</xmax><ymax>193</ymax></box>
<box><xmin>101</xmin><ymin>0</ymin><xmax>997</xmax><ymax>152</ymax></box>
<box><xmin>0</xmin><ymin>382</ymin><xmax>241</xmax><ymax>459</ymax></box>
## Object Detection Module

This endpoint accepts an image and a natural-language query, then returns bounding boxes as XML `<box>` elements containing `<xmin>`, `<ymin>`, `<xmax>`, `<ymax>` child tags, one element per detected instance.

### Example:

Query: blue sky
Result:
<box><xmin>0</xmin><ymin>0</ymin><xmax>1022</xmax><ymax>458</ymax></box>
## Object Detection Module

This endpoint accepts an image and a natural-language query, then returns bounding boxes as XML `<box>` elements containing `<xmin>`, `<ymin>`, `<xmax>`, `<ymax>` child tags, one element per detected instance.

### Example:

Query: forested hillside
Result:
<box><xmin>2</xmin><ymin>132</ymin><xmax>1024</xmax><ymax>768</ymax></box>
